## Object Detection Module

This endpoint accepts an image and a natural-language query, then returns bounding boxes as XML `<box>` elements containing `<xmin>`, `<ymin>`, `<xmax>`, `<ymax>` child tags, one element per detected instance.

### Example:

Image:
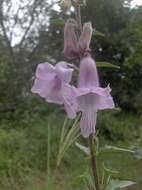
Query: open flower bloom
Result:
<box><xmin>31</xmin><ymin>62</ymin><xmax>77</xmax><ymax>119</ymax></box>
<box><xmin>74</xmin><ymin>55</ymin><xmax>115</xmax><ymax>137</ymax></box>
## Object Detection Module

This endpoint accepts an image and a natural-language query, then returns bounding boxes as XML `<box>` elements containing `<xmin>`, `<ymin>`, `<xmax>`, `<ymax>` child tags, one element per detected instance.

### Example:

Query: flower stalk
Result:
<box><xmin>89</xmin><ymin>135</ymin><xmax>100</xmax><ymax>190</ymax></box>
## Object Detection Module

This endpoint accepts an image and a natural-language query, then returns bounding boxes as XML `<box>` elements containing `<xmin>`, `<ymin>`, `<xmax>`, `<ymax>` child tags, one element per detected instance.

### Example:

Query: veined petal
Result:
<box><xmin>80</xmin><ymin>110</ymin><xmax>97</xmax><ymax>138</ymax></box>
<box><xmin>75</xmin><ymin>85</ymin><xmax>115</xmax><ymax>111</ymax></box>
<box><xmin>64</xmin><ymin>99</ymin><xmax>77</xmax><ymax>119</ymax></box>
<box><xmin>76</xmin><ymin>86</ymin><xmax>112</xmax><ymax>97</ymax></box>
<box><xmin>62</xmin><ymin>84</ymin><xmax>78</xmax><ymax>118</ymax></box>
<box><xmin>56</xmin><ymin>62</ymin><xmax>73</xmax><ymax>83</ymax></box>
<box><xmin>95</xmin><ymin>96</ymin><xmax>115</xmax><ymax>110</ymax></box>
<box><xmin>31</xmin><ymin>78</ymin><xmax>53</xmax><ymax>98</ymax></box>
<box><xmin>91</xmin><ymin>86</ymin><xmax>112</xmax><ymax>97</ymax></box>
<box><xmin>88</xmin><ymin>86</ymin><xmax>115</xmax><ymax>110</ymax></box>
<box><xmin>77</xmin><ymin>93</ymin><xmax>96</xmax><ymax>111</ymax></box>
<box><xmin>45</xmin><ymin>76</ymin><xmax>63</xmax><ymax>104</ymax></box>
<box><xmin>36</xmin><ymin>63</ymin><xmax>55</xmax><ymax>80</ymax></box>
<box><xmin>46</xmin><ymin>95</ymin><xmax>63</xmax><ymax>104</ymax></box>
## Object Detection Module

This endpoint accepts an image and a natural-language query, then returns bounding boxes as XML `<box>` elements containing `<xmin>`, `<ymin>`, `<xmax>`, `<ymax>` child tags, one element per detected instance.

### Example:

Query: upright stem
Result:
<box><xmin>47</xmin><ymin>123</ymin><xmax>51</xmax><ymax>185</ymax></box>
<box><xmin>89</xmin><ymin>135</ymin><xmax>100</xmax><ymax>190</ymax></box>
<box><xmin>72</xmin><ymin>0</ymin><xmax>82</xmax><ymax>34</ymax></box>
<box><xmin>76</xmin><ymin>3</ymin><xmax>82</xmax><ymax>33</ymax></box>
<box><xmin>72</xmin><ymin>2</ymin><xmax>100</xmax><ymax>189</ymax></box>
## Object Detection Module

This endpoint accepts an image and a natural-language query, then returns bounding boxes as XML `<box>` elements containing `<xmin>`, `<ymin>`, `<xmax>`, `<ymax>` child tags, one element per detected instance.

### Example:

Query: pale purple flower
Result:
<box><xmin>74</xmin><ymin>55</ymin><xmax>115</xmax><ymax>137</ymax></box>
<box><xmin>31</xmin><ymin>62</ymin><xmax>77</xmax><ymax>119</ymax></box>
<box><xmin>63</xmin><ymin>19</ymin><xmax>78</xmax><ymax>59</ymax></box>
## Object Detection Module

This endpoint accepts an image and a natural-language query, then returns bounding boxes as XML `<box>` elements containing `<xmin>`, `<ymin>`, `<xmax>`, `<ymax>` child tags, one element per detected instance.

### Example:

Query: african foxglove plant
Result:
<box><xmin>31</xmin><ymin>1</ymin><xmax>115</xmax><ymax>190</ymax></box>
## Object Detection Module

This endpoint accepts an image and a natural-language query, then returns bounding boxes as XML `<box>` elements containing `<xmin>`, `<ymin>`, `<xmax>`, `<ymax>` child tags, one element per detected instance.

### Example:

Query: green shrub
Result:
<box><xmin>97</xmin><ymin>110</ymin><xmax>140</xmax><ymax>142</ymax></box>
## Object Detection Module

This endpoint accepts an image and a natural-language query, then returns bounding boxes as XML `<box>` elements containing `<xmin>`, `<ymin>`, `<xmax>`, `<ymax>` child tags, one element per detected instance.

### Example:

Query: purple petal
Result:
<box><xmin>55</xmin><ymin>62</ymin><xmax>73</xmax><ymax>83</ymax></box>
<box><xmin>45</xmin><ymin>76</ymin><xmax>63</xmax><ymax>104</ymax></box>
<box><xmin>75</xmin><ymin>86</ymin><xmax>115</xmax><ymax>111</ymax></box>
<box><xmin>36</xmin><ymin>63</ymin><xmax>55</xmax><ymax>80</ymax></box>
<box><xmin>62</xmin><ymin>84</ymin><xmax>78</xmax><ymax>119</ymax></box>
<box><xmin>46</xmin><ymin>95</ymin><xmax>63</xmax><ymax>105</ymax></box>
<box><xmin>31</xmin><ymin>78</ymin><xmax>53</xmax><ymax>98</ymax></box>
<box><xmin>95</xmin><ymin>96</ymin><xmax>115</xmax><ymax>110</ymax></box>
<box><xmin>91</xmin><ymin>86</ymin><xmax>111</xmax><ymax>97</ymax></box>
<box><xmin>75</xmin><ymin>86</ymin><xmax>112</xmax><ymax>98</ymax></box>
<box><xmin>31</xmin><ymin>75</ymin><xmax>63</xmax><ymax>104</ymax></box>
<box><xmin>77</xmin><ymin>93</ymin><xmax>96</xmax><ymax>112</ymax></box>
<box><xmin>80</xmin><ymin>110</ymin><xmax>97</xmax><ymax>138</ymax></box>
<box><xmin>91</xmin><ymin>86</ymin><xmax>115</xmax><ymax>109</ymax></box>
<box><xmin>64</xmin><ymin>99</ymin><xmax>77</xmax><ymax>119</ymax></box>
<box><xmin>78</xmin><ymin>55</ymin><xmax>99</xmax><ymax>88</ymax></box>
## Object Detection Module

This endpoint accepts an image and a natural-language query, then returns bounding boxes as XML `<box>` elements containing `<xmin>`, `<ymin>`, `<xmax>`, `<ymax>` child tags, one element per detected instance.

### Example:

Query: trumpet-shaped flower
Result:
<box><xmin>74</xmin><ymin>55</ymin><xmax>115</xmax><ymax>137</ymax></box>
<box><xmin>31</xmin><ymin>62</ymin><xmax>77</xmax><ymax>119</ymax></box>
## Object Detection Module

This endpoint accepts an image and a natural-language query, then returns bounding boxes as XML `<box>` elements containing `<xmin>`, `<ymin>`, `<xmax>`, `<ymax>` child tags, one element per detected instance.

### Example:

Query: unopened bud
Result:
<box><xmin>63</xmin><ymin>19</ymin><xmax>79</xmax><ymax>59</ymax></box>
<box><xmin>78</xmin><ymin>22</ymin><xmax>93</xmax><ymax>54</ymax></box>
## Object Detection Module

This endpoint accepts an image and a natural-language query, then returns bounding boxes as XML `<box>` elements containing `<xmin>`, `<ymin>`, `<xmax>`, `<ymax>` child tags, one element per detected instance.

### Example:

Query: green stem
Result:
<box><xmin>47</xmin><ymin>123</ymin><xmax>50</xmax><ymax>184</ymax></box>
<box><xmin>76</xmin><ymin>3</ymin><xmax>82</xmax><ymax>33</ymax></box>
<box><xmin>89</xmin><ymin>135</ymin><xmax>100</xmax><ymax>190</ymax></box>
<box><xmin>72</xmin><ymin>0</ymin><xmax>82</xmax><ymax>34</ymax></box>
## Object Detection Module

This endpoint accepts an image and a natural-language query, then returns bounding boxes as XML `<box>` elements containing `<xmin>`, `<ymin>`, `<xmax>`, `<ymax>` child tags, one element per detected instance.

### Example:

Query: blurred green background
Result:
<box><xmin>0</xmin><ymin>0</ymin><xmax>142</xmax><ymax>189</ymax></box>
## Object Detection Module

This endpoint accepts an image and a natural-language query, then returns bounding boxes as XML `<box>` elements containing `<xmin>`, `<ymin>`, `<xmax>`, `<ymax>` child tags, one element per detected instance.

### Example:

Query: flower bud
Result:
<box><xmin>63</xmin><ymin>19</ymin><xmax>79</xmax><ymax>59</ymax></box>
<box><xmin>78</xmin><ymin>22</ymin><xmax>93</xmax><ymax>54</ymax></box>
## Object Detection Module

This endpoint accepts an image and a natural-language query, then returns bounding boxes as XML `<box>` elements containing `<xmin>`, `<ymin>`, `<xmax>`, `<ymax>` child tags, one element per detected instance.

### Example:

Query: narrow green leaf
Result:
<box><xmin>56</xmin><ymin>115</ymin><xmax>80</xmax><ymax>167</ymax></box>
<box><xmin>93</xmin><ymin>30</ymin><xmax>105</xmax><ymax>37</ymax></box>
<box><xmin>96</xmin><ymin>62</ymin><xmax>120</xmax><ymax>69</ymax></box>
<box><xmin>75</xmin><ymin>142</ymin><xmax>90</xmax><ymax>155</ymax></box>
<box><xmin>106</xmin><ymin>179</ymin><xmax>135</xmax><ymax>190</ymax></box>
<box><xmin>103</xmin><ymin>163</ymin><xmax>119</xmax><ymax>174</ymax></box>
<box><xmin>100</xmin><ymin>145</ymin><xmax>134</xmax><ymax>153</ymax></box>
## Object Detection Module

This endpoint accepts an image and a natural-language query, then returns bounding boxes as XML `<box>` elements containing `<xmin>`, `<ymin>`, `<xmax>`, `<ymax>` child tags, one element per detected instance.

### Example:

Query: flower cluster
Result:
<box><xmin>31</xmin><ymin>20</ymin><xmax>115</xmax><ymax>138</ymax></box>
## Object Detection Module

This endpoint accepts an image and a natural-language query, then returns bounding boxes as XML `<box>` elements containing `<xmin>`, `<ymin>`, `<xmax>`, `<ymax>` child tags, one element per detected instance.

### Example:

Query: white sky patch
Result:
<box><xmin>131</xmin><ymin>0</ymin><xmax>142</xmax><ymax>7</ymax></box>
<box><xmin>52</xmin><ymin>3</ymin><xmax>61</xmax><ymax>11</ymax></box>
<box><xmin>9</xmin><ymin>0</ymin><xmax>60</xmax><ymax>46</ymax></box>
<box><xmin>3</xmin><ymin>0</ymin><xmax>35</xmax><ymax>46</ymax></box>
